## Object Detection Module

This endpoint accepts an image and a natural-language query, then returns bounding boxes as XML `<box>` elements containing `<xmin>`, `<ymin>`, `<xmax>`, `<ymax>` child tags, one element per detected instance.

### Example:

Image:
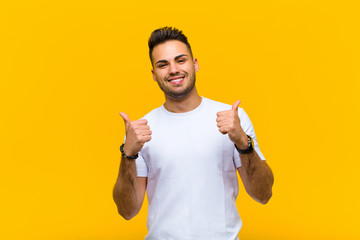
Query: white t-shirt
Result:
<box><xmin>136</xmin><ymin>97</ymin><xmax>265</xmax><ymax>240</ymax></box>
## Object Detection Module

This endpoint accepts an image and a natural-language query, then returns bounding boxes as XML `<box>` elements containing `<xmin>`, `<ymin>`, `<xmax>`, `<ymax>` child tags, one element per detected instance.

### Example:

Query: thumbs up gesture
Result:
<box><xmin>216</xmin><ymin>100</ymin><xmax>248</xmax><ymax>149</ymax></box>
<box><xmin>119</xmin><ymin>112</ymin><xmax>152</xmax><ymax>157</ymax></box>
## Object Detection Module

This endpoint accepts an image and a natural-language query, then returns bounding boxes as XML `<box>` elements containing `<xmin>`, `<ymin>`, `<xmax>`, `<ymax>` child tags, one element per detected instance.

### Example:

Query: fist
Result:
<box><xmin>216</xmin><ymin>100</ymin><xmax>248</xmax><ymax>149</ymax></box>
<box><xmin>119</xmin><ymin>112</ymin><xmax>152</xmax><ymax>156</ymax></box>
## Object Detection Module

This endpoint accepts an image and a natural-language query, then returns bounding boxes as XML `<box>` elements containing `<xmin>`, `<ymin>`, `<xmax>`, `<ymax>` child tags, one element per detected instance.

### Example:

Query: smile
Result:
<box><xmin>168</xmin><ymin>77</ymin><xmax>185</xmax><ymax>85</ymax></box>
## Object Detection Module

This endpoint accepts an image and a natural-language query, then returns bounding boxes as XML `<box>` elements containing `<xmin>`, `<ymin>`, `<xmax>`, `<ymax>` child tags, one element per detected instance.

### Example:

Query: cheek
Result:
<box><xmin>157</xmin><ymin>73</ymin><xmax>166</xmax><ymax>80</ymax></box>
<box><xmin>153</xmin><ymin>70</ymin><xmax>163</xmax><ymax>80</ymax></box>
<box><xmin>156</xmin><ymin>68</ymin><xmax>166</xmax><ymax>75</ymax></box>
<box><xmin>185</xmin><ymin>65</ymin><xmax>195</xmax><ymax>73</ymax></box>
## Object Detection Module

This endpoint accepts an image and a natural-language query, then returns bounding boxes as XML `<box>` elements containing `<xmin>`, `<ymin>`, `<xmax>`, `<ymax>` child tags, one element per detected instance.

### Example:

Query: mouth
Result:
<box><xmin>167</xmin><ymin>76</ymin><xmax>185</xmax><ymax>85</ymax></box>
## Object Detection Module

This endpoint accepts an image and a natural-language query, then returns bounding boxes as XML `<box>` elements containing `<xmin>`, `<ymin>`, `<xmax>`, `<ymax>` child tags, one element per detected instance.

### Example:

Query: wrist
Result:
<box><xmin>235</xmin><ymin>133</ymin><xmax>249</xmax><ymax>150</ymax></box>
<box><xmin>235</xmin><ymin>135</ymin><xmax>254</xmax><ymax>154</ymax></box>
<box><xmin>120</xmin><ymin>143</ymin><xmax>139</xmax><ymax>159</ymax></box>
<box><xmin>123</xmin><ymin>143</ymin><xmax>134</xmax><ymax>156</ymax></box>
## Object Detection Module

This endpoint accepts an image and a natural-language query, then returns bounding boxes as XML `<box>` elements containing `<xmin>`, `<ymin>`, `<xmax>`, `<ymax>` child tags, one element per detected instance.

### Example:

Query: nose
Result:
<box><xmin>169</xmin><ymin>62</ymin><xmax>180</xmax><ymax>75</ymax></box>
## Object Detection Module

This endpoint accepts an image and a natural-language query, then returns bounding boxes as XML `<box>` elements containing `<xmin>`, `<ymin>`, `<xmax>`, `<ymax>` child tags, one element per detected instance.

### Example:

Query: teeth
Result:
<box><xmin>170</xmin><ymin>77</ymin><xmax>184</xmax><ymax>82</ymax></box>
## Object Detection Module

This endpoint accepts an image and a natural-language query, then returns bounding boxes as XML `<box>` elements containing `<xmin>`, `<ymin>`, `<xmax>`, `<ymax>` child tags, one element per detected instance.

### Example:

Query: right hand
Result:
<box><xmin>119</xmin><ymin>112</ymin><xmax>152</xmax><ymax>156</ymax></box>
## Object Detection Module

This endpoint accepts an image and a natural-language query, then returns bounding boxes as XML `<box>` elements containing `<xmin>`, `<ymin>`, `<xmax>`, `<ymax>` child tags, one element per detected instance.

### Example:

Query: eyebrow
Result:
<box><xmin>155</xmin><ymin>54</ymin><xmax>189</xmax><ymax>65</ymax></box>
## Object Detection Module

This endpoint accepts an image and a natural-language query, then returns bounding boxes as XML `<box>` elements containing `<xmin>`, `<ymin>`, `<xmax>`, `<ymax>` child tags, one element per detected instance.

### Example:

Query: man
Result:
<box><xmin>113</xmin><ymin>27</ymin><xmax>274</xmax><ymax>240</ymax></box>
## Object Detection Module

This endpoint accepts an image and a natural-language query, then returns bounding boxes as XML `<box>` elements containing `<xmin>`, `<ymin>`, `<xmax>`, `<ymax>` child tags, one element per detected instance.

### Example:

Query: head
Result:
<box><xmin>148</xmin><ymin>27</ymin><xmax>199</xmax><ymax>100</ymax></box>
<box><xmin>148</xmin><ymin>27</ymin><xmax>193</xmax><ymax>66</ymax></box>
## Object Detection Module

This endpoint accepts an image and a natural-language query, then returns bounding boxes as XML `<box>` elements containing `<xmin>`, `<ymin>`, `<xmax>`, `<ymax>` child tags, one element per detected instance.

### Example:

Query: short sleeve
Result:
<box><xmin>233</xmin><ymin>108</ymin><xmax>266</xmax><ymax>168</ymax></box>
<box><xmin>135</xmin><ymin>151</ymin><xmax>148</xmax><ymax>177</ymax></box>
<box><xmin>122</xmin><ymin>136</ymin><xmax>148</xmax><ymax>177</ymax></box>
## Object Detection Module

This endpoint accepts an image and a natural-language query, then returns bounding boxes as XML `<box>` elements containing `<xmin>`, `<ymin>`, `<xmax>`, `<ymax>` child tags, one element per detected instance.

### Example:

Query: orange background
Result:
<box><xmin>1</xmin><ymin>0</ymin><xmax>359</xmax><ymax>239</ymax></box>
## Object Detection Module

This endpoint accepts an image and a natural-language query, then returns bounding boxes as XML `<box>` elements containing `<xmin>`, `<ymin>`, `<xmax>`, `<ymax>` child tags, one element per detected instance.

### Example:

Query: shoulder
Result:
<box><xmin>204</xmin><ymin>97</ymin><xmax>231</xmax><ymax>109</ymax></box>
<box><xmin>203</xmin><ymin>97</ymin><xmax>246</xmax><ymax>115</ymax></box>
<box><xmin>140</xmin><ymin>105</ymin><xmax>163</xmax><ymax>122</ymax></box>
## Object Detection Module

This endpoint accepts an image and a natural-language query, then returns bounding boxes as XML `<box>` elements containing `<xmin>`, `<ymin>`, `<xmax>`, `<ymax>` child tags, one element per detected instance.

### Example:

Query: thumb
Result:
<box><xmin>119</xmin><ymin>112</ymin><xmax>131</xmax><ymax>128</ymax></box>
<box><xmin>232</xmin><ymin>100</ymin><xmax>241</xmax><ymax>112</ymax></box>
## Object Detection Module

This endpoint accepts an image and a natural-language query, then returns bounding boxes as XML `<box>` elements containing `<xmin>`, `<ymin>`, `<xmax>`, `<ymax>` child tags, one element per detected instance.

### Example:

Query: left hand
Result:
<box><xmin>216</xmin><ymin>100</ymin><xmax>248</xmax><ymax>149</ymax></box>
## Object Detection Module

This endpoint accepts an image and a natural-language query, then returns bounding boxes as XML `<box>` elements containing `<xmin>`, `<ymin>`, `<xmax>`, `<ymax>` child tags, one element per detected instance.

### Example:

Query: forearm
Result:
<box><xmin>238</xmin><ymin>150</ymin><xmax>274</xmax><ymax>204</ymax></box>
<box><xmin>113</xmin><ymin>156</ymin><xmax>142</xmax><ymax>220</ymax></box>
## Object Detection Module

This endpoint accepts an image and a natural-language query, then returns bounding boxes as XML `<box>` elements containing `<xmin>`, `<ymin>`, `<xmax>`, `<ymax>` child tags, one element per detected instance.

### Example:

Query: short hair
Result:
<box><xmin>148</xmin><ymin>26</ymin><xmax>193</xmax><ymax>65</ymax></box>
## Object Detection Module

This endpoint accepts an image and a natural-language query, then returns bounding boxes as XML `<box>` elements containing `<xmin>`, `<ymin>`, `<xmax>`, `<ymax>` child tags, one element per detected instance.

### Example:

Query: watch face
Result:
<box><xmin>247</xmin><ymin>135</ymin><xmax>252</xmax><ymax>147</ymax></box>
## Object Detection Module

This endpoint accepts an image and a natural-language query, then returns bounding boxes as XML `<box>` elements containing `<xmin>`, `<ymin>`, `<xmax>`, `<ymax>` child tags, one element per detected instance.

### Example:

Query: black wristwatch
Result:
<box><xmin>235</xmin><ymin>135</ymin><xmax>254</xmax><ymax>154</ymax></box>
<box><xmin>120</xmin><ymin>143</ymin><xmax>139</xmax><ymax>159</ymax></box>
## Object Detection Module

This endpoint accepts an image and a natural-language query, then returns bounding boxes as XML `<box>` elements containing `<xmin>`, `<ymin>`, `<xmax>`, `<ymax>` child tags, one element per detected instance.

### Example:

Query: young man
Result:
<box><xmin>113</xmin><ymin>27</ymin><xmax>274</xmax><ymax>240</ymax></box>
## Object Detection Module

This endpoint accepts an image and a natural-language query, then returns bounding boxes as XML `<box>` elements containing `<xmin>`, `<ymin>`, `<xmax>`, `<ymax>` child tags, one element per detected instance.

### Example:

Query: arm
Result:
<box><xmin>236</xmin><ymin>148</ymin><xmax>274</xmax><ymax>204</ymax></box>
<box><xmin>113</xmin><ymin>112</ymin><xmax>151</xmax><ymax>220</ymax></box>
<box><xmin>216</xmin><ymin>100</ymin><xmax>274</xmax><ymax>204</ymax></box>
<box><xmin>113</xmin><ymin>157</ymin><xmax>147</xmax><ymax>220</ymax></box>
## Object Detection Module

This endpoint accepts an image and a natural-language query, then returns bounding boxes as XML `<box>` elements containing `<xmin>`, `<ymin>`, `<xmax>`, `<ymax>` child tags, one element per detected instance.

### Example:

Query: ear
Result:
<box><xmin>193</xmin><ymin>58</ymin><xmax>199</xmax><ymax>73</ymax></box>
<box><xmin>151</xmin><ymin>69</ymin><xmax>157</xmax><ymax>82</ymax></box>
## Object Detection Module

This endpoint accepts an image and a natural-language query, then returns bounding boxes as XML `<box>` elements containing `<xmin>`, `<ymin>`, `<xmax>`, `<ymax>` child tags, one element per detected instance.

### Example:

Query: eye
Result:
<box><xmin>178</xmin><ymin>58</ymin><xmax>185</xmax><ymax>63</ymax></box>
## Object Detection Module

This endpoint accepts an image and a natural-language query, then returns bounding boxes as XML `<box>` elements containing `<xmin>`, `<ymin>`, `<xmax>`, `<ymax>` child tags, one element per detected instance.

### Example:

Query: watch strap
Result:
<box><xmin>235</xmin><ymin>135</ymin><xmax>254</xmax><ymax>154</ymax></box>
<box><xmin>120</xmin><ymin>143</ymin><xmax>139</xmax><ymax>159</ymax></box>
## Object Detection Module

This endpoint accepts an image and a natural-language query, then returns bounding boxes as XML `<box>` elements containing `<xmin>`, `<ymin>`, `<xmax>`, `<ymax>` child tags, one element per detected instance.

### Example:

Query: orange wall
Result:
<box><xmin>1</xmin><ymin>0</ymin><xmax>359</xmax><ymax>239</ymax></box>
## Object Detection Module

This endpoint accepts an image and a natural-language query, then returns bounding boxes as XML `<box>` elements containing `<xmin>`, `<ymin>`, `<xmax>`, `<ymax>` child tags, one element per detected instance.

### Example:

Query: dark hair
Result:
<box><xmin>148</xmin><ymin>26</ymin><xmax>193</xmax><ymax>65</ymax></box>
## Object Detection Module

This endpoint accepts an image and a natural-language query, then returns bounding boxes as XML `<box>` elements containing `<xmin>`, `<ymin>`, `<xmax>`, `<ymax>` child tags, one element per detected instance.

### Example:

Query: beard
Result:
<box><xmin>156</xmin><ymin>71</ymin><xmax>196</xmax><ymax>100</ymax></box>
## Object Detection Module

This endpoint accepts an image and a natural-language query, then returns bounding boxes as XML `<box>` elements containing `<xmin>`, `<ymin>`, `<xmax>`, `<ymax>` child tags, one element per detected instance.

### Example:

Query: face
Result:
<box><xmin>151</xmin><ymin>40</ymin><xmax>199</xmax><ymax>100</ymax></box>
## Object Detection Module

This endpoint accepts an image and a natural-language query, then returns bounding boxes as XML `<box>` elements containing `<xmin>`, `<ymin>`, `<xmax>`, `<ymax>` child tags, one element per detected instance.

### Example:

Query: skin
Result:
<box><xmin>151</xmin><ymin>40</ymin><xmax>202</xmax><ymax>113</ymax></box>
<box><xmin>216</xmin><ymin>100</ymin><xmax>274</xmax><ymax>204</ymax></box>
<box><xmin>113</xmin><ymin>40</ymin><xmax>274</xmax><ymax>220</ymax></box>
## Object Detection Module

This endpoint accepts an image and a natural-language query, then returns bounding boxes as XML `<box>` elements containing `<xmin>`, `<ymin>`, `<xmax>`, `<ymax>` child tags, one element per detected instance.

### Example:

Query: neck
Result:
<box><xmin>163</xmin><ymin>87</ymin><xmax>202</xmax><ymax>113</ymax></box>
